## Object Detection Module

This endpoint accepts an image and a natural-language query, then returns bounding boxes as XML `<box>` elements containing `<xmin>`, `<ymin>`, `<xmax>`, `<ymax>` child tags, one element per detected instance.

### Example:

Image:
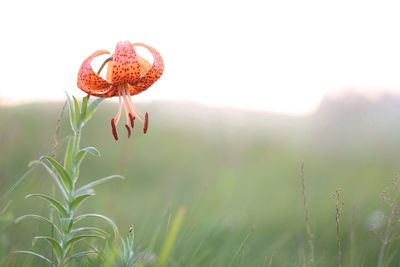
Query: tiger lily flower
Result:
<box><xmin>77</xmin><ymin>41</ymin><xmax>164</xmax><ymax>140</ymax></box>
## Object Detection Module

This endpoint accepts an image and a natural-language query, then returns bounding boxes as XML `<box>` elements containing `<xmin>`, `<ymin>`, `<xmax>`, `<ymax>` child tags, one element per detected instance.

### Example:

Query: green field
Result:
<box><xmin>1</xmin><ymin>93</ymin><xmax>400</xmax><ymax>266</ymax></box>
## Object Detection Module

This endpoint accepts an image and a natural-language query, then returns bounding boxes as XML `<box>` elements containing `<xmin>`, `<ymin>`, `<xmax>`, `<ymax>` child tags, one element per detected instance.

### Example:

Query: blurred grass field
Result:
<box><xmin>1</xmin><ymin>93</ymin><xmax>400</xmax><ymax>266</ymax></box>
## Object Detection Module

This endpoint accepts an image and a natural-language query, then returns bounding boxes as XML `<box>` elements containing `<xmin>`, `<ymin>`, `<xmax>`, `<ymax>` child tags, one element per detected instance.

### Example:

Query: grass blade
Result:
<box><xmin>229</xmin><ymin>226</ymin><xmax>255</xmax><ymax>266</ymax></box>
<box><xmin>0</xmin><ymin>165</ymin><xmax>36</xmax><ymax>204</ymax></box>
<box><xmin>157</xmin><ymin>207</ymin><xmax>186</xmax><ymax>267</ymax></box>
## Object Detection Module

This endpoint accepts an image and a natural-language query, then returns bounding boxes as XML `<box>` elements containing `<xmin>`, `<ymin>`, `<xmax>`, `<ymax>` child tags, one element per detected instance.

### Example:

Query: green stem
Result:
<box><xmin>59</xmin><ymin>123</ymin><xmax>83</xmax><ymax>266</ymax></box>
<box><xmin>71</xmin><ymin>130</ymin><xmax>81</xmax><ymax>187</ymax></box>
<box><xmin>53</xmin><ymin>59</ymin><xmax>108</xmax><ymax>265</ymax></box>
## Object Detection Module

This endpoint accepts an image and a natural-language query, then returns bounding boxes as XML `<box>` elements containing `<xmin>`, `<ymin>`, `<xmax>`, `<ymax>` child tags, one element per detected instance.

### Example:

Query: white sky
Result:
<box><xmin>1</xmin><ymin>0</ymin><xmax>400</xmax><ymax>114</ymax></box>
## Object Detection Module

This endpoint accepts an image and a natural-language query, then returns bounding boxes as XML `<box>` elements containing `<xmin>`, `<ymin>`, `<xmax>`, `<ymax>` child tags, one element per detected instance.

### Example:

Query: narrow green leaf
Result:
<box><xmin>74</xmin><ymin>213</ymin><xmax>119</xmax><ymax>238</ymax></box>
<box><xmin>69</xmin><ymin>194</ymin><xmax>93</xmax><ymax>211</ymax></box>
<box><xmin>64</xmin><ymin>137</ymin><xmax>75</xmax><ymax>175</ymax></box>
<box><xmin>33</xmin><ymin>236</ymin><xmax>62</xmax><ymax>259</ymax></box>
<box><xmin>80</xmin><ymin>96</ymin><xmax>88</xmax><ymax>122</ymax></box>
<box><xmin>26</xmin><ymin>194</ymin><xmax>67</xmax><ymax>217</ymax></box>
<box><xmin>66</xmin><ymin>93</ymin><xmax>77</xmax><ymax>132</ymax></box>
<box><xmin>121</xmin><ymin>237</ymin><xmax>127</xmax><ymax>255</ymax></box>
<box><xmin>63</xmin><ymin>251</ymin><xmax>97</xmax><ymax>265</ymax></box>
<box><xmin>60</xmin><ymin>217</ymin><xmax>74</xmax><ymax>233</ymax></box>
<box><xmin>71</xmin><ymin>227</ymin><xmax>110</xmax><ymax>237</ymax></box>
<box><xmin>42</xmin><ymin>156</ymin><xmax>72</xmax><ymax>192</ymax></box>
<box><xmin>65</xmin><ymin>234</ymin><xmax>106</xmax><ymax>251</ymax></box>
<box><xmin>13</xmin><ymin>250</ymin><xmax>55</xmax><ymax>266</ymax></box>
<box><xmin>80</xmin><ymin>146</ymin><xmax>100</xmax><ymax>156</ymax></box>
<box><xmin>74</xmin><ymin>147</ymin><xmax>101</xmax><ymax>171</ymax></box>
<box><xmin>114</xmin><ymin>233</ymin><xmax>136</xmax><ymax>267</ymax></box>
<box><xmin>15</xmin><ymin>214</ymin><xmax>61</xmax><ymax>236</ymax></box>
<box><xmin>30</xmin><ymin>160</ymin><xmax>68</xmax><ymax>200</ymax></box>
<box><xmin>72</xmin><ymin>96</ymin><xmax>81</xmax><ymax>130</ymax></box>
<box><xmin>76</xmin><ymin>175</ymin><xmax>124</xmax><ymax>195</ymax></box>
<box><xmin>84</xmin><ymin>97</ymin><xmax>104</xmax><ymax>123</ymax></box>
<box><xmin>74</xmin><ymin>151</ymin><xmax>86</xmax><ymax>171</ymax></box>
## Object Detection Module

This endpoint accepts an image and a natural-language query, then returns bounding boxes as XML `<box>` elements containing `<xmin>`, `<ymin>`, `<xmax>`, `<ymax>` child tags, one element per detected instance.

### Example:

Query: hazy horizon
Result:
<box><xmin>1</xmin><ymin>88</ymin><xmax>399</xmax><ymax>115</ymax></box>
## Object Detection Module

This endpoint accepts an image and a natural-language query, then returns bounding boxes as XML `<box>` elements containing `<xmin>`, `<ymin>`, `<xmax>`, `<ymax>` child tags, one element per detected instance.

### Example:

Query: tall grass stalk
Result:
<box><xmin>299</xmin><ymin>161</ymin><xmax>314</xmax><ymax>264</ymax></box>
<box><xmin>377</xmin><ymin>178</ymin><xmax>400</xmax><ymax>267</ymax></box>
<box><xmin>332</xmin><ymin>188</ymin><xmax>343</xmax><ymax>267</ymax></box>
<box><xmin>157</xmin><ymin>207</ymin><xmax>186</xmax><ymax>267</ymax></box>
<box><xmin>349</xmin><ymin>204</ymin><xmax>357</xmax><ymax>267</ymax></box>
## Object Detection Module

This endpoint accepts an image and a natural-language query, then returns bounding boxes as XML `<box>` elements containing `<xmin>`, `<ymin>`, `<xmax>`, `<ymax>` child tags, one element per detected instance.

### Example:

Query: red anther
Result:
<box><xmin>111</xmin><ymin>118</ymin><xmax>118</xmax><ymax>140</ymax></box>
<box><xmin>129</xmin><ymin>113</ymin><xmax>135</xmax><ymax>128</ymax></box>
<box><xmin>125</xmin><ymin>124</ymin><xmax>131</xmax><ymax>138</ymax></box>
<box><xmin>143</xmin><ymin>112</ymin><xmax>149</xmax><ymax>134</ymax></box>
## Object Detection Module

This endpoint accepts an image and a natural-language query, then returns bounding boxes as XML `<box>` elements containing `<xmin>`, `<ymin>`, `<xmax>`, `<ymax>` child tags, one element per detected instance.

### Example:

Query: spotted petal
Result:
<box><xmin>111</xmin><ymin>41</ymin><xmax>141</xmax><ymax>84</ymax></box>
<box><xmin>128</xmin><ymin>43</ymin><xmax>164</xmax><ymax>95</ymax></box>
<box><xmin>77</xmin><ymin>50</ymin><xmax>114</xmax><ymax>97</ymax></box>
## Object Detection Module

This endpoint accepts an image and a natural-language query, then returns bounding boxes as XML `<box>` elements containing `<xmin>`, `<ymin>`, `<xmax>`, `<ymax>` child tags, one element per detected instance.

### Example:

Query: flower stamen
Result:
<box><xmin>143</xmin><ymin>112</ymin><xmax>149</xmax><ymax>134</ymax></box>
<box><xmin>126</xmin><ymin>92</ymin><xmax>144</xmax><ymax>123</ymax></box>
<box><xmin>114</xmin><ymin>94</ymin><xmax>123</xmax><ymax>125</ymax></box>
<box><xmin>111</xmin><ymin>118</ymin><xmax>118</xmax><ymax>140</ymax></box>
<box><xmin>125</xmin><ymin>124</ymin><xmax>132</xmax><ymax>138</ymax></box>
<box><xmin>122</xmin><ymin>93</ymin><xmax>132</xmax><ymax>128</ymax></box>
<box><xmin>129</xmin><ymin>113</ymin><xmax>135</xmax><ymax>128</ymax></box>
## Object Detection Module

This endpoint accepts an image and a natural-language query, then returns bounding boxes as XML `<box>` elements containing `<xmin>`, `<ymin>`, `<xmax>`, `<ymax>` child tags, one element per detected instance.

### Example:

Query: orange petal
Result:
<box><xmin>77</xmin><ymin>49</ymin><xmax>114</xmax><ymax>97</ymax></box>
<box><xmin>111</xmin><ymin>41</ymin><xmax>141</xmax><ymax>84</ymax></box>
<box><xmin>137</xmin><ymin>55</ymin><xmax>152</xmax><ymax>76</ymax></box>
<box><xmin>128</xmin><ymin>43</ymin><xmax>164</xmax><ymax>95</ymax></box>
<box><xmin>106</xmin><ymin>60</ymin><xmax>113</xmax><ymax>83</ymax></box>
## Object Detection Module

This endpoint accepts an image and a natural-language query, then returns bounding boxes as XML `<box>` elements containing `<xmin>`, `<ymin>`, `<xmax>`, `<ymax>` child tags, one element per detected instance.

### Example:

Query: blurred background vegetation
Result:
<box><xmin>1</xmin><ymin>92</ymin><xmax>400</xmax><ymax>266</ymax></box>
